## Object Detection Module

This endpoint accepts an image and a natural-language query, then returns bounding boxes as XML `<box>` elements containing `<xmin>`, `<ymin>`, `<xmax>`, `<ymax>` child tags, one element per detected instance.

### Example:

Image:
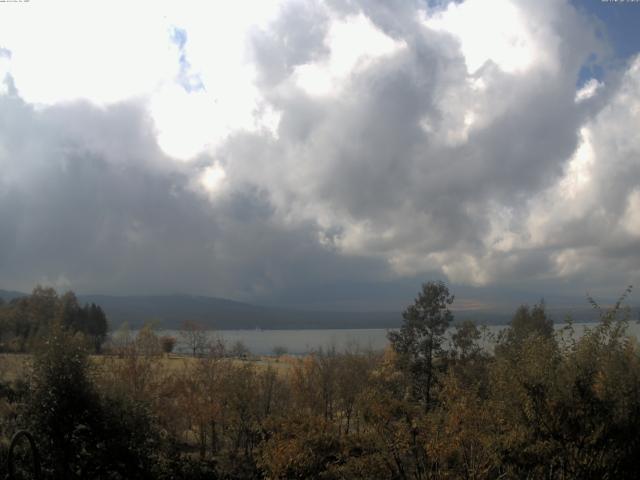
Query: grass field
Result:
<box><xmin>0</xmin><ymin>352</ymin><xmax>293</xmax><ymax>385</ymax></box>
<box><xmin>0</xmin><ymin>353</ymin><xmax>31</xmax><ymax>383</ymax></box>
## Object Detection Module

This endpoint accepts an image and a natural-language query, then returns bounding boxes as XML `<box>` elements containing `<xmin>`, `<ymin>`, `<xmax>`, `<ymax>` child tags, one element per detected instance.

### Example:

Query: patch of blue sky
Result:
<box><xmin>169</xmin><ymin>26</ymin><xmax>187</xmax><ymax>50</ymax></box>
<box><xmin>571</xmin><ymin>0</ymin><xmax>640</xmax><ymax>87</ymax></box>
<box><xmin>169</xmin><ymin>26</ymin><xmax>205</xmax><ymax>93</ymax></box>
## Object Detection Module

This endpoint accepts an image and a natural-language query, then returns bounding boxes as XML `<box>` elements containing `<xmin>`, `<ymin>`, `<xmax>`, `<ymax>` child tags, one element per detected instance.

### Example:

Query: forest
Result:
<box><xmin>1</xmin><ymin>282</ymin><xmax>639</xmax><ymax>479</ymax></box>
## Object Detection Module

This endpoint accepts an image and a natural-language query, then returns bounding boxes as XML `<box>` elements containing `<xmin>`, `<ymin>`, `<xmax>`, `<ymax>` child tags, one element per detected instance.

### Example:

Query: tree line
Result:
<box><xmin>0</xmin><ymin>286</ymin><xmax>108</xmax><ymax>354</ymax></box>
<box><xmin>1</xmin><ymin>282</ymin><xmax>639</xmax><ymax>479</ymax></box>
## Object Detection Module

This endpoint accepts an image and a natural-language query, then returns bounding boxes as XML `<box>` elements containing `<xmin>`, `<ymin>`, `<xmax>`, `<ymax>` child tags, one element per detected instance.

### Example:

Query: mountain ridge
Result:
<box><xmin>1</xmin><ymin>289</ymin><xmax>634</xmax><ymax>330</ymax></box>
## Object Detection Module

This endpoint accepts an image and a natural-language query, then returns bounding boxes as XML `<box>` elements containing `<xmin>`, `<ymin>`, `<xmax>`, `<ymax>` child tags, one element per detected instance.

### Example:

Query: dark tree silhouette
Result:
<box><xmin>388</xmin><ymin>281</ymin><xmax>454</xmax><ymax>409</ymax></box>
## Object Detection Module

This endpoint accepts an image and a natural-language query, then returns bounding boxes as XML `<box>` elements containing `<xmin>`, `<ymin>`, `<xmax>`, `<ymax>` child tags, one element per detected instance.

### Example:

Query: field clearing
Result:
<box><xmin>0</xmin><ymin>353</ymin><xmax>294</xmax><ymax>384</ymax></box>
<box><xmin>0</xmin><ymin>353</ymin><xmax>31</xmax><ymax>383</ymax></box>
<box><xmin>93</xmin><ymin>353</ymin><xmax>294</xmax><ymax>373</ymax></box>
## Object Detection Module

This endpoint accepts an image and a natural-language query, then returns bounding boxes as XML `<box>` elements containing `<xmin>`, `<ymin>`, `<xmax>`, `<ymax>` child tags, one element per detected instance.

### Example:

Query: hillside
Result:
<box><xmin>79</xmin><ymin>294</ymin><xmax>405</xmax><ymax>330</ymax></box>
<box><xmin>2</xmin><ymin>289</ymin><xmax>623</xmax><ymax>330</ymax></box>
<box><xmin>1</xmin><ymin>290</ymin><xmax>403</xmax><ymax>329</ymax></box>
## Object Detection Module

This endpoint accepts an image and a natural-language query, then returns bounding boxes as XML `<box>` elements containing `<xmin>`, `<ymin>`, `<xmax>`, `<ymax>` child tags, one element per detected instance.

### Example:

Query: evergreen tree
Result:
<box><xmin>388</xmin><ymin>281</ymin><xmax>454</xmax><ymax>409</ymax></box>
<box><xmin>87</xmin><ymin>303</ymin><xmax>108</xmax><ymax>353</ymax></box>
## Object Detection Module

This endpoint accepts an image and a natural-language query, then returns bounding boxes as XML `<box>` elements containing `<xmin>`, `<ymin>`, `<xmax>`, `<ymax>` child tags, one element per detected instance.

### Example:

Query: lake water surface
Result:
<box><xmin>153</xmin><ymin>320</ymin><xmax>640</xmax><ymax>356</ymax></box>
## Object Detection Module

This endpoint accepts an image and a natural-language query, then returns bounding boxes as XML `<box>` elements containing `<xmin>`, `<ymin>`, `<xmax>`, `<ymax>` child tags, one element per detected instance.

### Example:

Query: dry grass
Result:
<box><xmin>0</xmin><ymin>353</ymin><xmax>31</xmax><ymax>383</ymax></box>
<box><xmin>0</xmin><ymin>352</ymin><xmax>294</xmax><ymax>384</ymax></box>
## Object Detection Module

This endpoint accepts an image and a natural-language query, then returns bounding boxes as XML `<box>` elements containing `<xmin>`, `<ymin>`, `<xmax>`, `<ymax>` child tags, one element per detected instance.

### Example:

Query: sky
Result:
<box><xmin>0</xmin><ymin>0</ymin><xmax>639</xmax><ymax>311</ymax></box>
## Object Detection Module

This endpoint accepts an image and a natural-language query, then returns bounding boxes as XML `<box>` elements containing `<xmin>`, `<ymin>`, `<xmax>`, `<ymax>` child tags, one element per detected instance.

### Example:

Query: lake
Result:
<box><xmin>149</xmin><ymin>320</ymin><xmax>640</xmax><ymax>356</ymax></box>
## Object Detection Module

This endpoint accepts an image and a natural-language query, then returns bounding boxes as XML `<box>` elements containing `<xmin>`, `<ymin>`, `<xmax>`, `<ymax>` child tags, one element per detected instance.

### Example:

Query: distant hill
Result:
<box><xmin>72</xmin><ymin>297</ymin><xmax>640</xmax><ymax>330</ymax></box>
<box><xmin>1</xmin><ymin>289</ymin><xmax>635</xmax><ymax>330</ymax></box>
<box><xmin>0</xmin><ymin>289</ymin><xmax>27</xmax><ymax>302</ymax></box>
<box><xmin>78</xmin><ymin>294</ymin><xmax>403</xmax><ymax>330</ymax></box>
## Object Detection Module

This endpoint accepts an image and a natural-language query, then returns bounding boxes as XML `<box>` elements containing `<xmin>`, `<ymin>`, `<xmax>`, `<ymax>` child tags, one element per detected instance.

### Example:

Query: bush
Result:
<box><xmin>24</xmin><ymin>322</ymin><xmax>164</xmax><ymax>479</ymax></box>
<box><xmin>160</xmin><ymin>335</ymin><xmax>177</xmax><ymax>354</ymax></box>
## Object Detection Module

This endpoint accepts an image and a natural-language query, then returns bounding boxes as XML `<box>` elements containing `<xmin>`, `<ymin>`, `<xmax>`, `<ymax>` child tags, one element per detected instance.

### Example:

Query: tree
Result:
<box><xmin>17</xmin><ymin>286</ymin><xmax>58</xmax><ymax>350</ymax></box>
<box><xmin>451</xmin><ymin>320</ymin><xmax>482</xmax><ymax>361</ymax></box>
<box><xmin>86</xmin><ymin>303</ymin><xmax>108</xmax><ymax>354</ymax></box>
<box><xmin>136</xmin><ymin>323</ymin><xmax>161</xmax><ymax>357</ymax></box>
<box><xmin>449</xmin><ymin>320</ymin><xmax>489</xmax><ymax>390</ymax></box>
<box><xmin>495</xmin><ymin>301</ymin><xmax>555</xmax><ymax>360</ymax></box>
<box><xmin>25</xmin><ymin>321</ymin><xmax>164</xmax><ymax>479</ymax></box>
<box><xmin>180</xmin><ymin>320</ymin><xmax>209</xmax><ymax>357</ymax></box>
<box><xmin>160</xmin><ymin>335</ymin><xmax>177</xmax><ymax>355</ymax></box>
<box><xmin>388</xmin><ymin>281</ymin><xmax>454</xmax><ymax>409</ymax></box>
<box><xmin>510</xmin><ymin>301</ymin><xmax>553</xmax><ymax>341</ymax></box>
<box><xmin>272</xmin><ymin>345</ymin><xmax>288</xmax><ymax>357</ymax></box>
<box><xmin>0</xmin><ymin>299</ymin><xmax>7</xmax><ymax>350</ymax></box>
<box><xmin>112</xmin><ymin>321</ymin><xmax>133</xmax><ymax>356</ymax></box>
<box><xmin>56</xmin><ymin>291</ymin><xmax>83</xmax><ymax>332</ymax></box>
<box><xmin>229</xmin><ymin>340</ymin><xmax>250</xmax><ymax>358</ymax></box>
<box><xmin>25</xmin><ymin>321</ymin><xmax>99</xmax><ymax>478</ymax></box>
<box><xmin>53</xmin><ymin>293</ymin><xmax>109</xmax><ymax>353</ymax></box>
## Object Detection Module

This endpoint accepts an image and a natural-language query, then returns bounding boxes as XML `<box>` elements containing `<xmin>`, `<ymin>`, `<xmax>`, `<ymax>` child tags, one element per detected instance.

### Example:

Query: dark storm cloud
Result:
<box><xmin>0</xmin><ymin>92</ymin><xmax>390</xmax><ymax>300</ymax></box>
<box><xmin>0</xmin><ymin>94</ymin><xmax>214</xmax><ymax>292</ymax></box>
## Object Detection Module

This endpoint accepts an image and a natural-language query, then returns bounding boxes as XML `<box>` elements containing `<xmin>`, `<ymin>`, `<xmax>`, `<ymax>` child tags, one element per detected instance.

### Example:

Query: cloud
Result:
<box><xmin>231</xmin><ymin>1</ymin><xmax>610</xmax><ymax>279</ymax></box>
<box><xmin>0</xmin><ymin>0</ymin><xmax>638</xmax><ymax>307</ymax></box>
<box><xmin>0</xmin><ymin>91</ymin><xmax>390</xmax><ymax>303</ymax></box>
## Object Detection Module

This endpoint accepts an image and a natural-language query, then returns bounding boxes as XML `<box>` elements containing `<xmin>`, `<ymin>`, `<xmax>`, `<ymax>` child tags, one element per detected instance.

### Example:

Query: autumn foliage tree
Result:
<box><xmin>0</xmin><ymin>287</ymin><xmax>108</xmax><ymax>353</ymax></box>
